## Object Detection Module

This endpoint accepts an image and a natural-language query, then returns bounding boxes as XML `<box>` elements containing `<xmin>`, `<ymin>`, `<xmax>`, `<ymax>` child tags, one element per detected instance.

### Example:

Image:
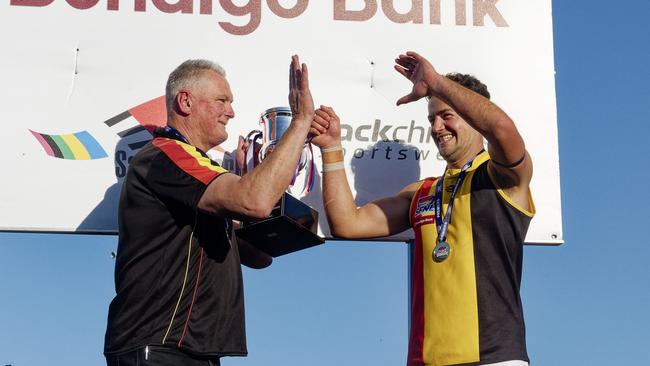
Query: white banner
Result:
<box><xmin>0</xmin><ymin>0</ymin><xmax>562</xmax><ymax>244</ymax></box>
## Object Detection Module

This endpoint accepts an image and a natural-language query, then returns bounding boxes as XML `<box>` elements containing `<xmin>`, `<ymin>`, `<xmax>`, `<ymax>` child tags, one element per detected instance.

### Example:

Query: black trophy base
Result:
<box><xmin>235</xmin><ymin>193</ymin><xmax>325</xmax><ymax>257</ymax></box>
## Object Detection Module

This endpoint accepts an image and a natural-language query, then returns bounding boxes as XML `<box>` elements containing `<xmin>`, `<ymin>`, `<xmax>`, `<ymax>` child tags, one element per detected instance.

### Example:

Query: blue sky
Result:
<box><xmin>2</xmin><ymin>1</ymin><xmax>650</xmax><ymax>365</ymax></box>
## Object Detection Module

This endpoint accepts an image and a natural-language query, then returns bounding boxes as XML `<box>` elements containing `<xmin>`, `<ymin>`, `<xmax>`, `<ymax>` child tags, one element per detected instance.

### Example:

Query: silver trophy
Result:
<box><xmin>235</xmin><ymin>107</ymin><xmax>324</xmax><ymax>257</ymax></box>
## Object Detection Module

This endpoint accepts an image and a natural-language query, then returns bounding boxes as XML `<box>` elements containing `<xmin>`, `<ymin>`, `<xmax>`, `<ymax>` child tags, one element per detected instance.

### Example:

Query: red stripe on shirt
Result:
<box><xmin>407</xmin><ymin>178</ymin><xmax>436</xmax><ymax>366</ymax></box>
<box><xmin>178</xmin><ymin>248</ymin><xmax>204</xmax><ymax>347</ymax></box>
<box><xmin>153</xmin><ymin>138</ymin><xmax>226</xmax><ymax>185</ymax></box>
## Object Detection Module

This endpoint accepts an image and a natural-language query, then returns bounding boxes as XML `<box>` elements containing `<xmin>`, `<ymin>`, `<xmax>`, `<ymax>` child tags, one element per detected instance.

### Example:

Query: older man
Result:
<box><xmin>311</xmin><ymin>51</ymin><xmax>534</xmax><ymax>366</ymax></box>
<box><xmin>104</xmin><ymin>55</ymin><xmax>314</xmax><ymax>365</ymax></box>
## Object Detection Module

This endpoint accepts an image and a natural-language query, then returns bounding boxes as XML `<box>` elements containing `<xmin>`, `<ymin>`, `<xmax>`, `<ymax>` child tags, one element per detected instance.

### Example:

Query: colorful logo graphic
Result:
<box><xmin>414</xmin><ymin>195</ymin><xmax>435</xmax><ymax>216</ymax></box>
<box><xmin>29</xmin><ymin>129</ymin><xmax>108</xmax><ymax>160</ymax></box>
<box><xmin>30</xmin><ymin>95</ymin><xmax>227</xmax><ymax>162</ymax></box>
<box><xmin>104</xmin><ymin>96</ymin><xmax>166</xmax><ymax>149</ymax></box>
<box><xmin>29</xmin><ymin>96</ymin><xmax>167</xmax><ymax>160</ymax></box>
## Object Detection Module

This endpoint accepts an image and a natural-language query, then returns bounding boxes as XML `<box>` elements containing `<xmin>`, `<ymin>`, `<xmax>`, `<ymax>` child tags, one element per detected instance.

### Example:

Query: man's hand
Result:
<box><xmin>289</xmin><ymin>55</ymin><xmax>314</xmax><ymax>123</ymax></box>
<box><xmin>310</xmin><ymin>105</ymin><xmax>342</xmax><ymax>149</ymax></box>
<box><xmin>394</xmin><ymin>51</ymin><xmax>442</xmax><ymax>106</ymax></box>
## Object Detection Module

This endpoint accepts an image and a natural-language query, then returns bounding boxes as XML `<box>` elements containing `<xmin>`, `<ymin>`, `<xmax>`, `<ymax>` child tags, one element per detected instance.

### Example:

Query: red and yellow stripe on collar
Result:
<box><xmin>153</xmin><ymin>137</ymin><xmax>228</xmax><ymax>185</ymax></box>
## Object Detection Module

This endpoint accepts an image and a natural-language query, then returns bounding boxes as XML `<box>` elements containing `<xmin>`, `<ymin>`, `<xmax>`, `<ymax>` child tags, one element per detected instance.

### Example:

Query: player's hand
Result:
<box><xmin>289</xmin><ymin>54</ymin><xmax>315</xmax><ymax>124</ymax></box>
<box><xmin>310</xmin><ymin>105</ymin><xmax>342</xmax><ymax>149</ymax></box>
<box><xmin>394</xmin><ymin>51</ymin><xmax>441</xmax><ymax>105</ymax></box>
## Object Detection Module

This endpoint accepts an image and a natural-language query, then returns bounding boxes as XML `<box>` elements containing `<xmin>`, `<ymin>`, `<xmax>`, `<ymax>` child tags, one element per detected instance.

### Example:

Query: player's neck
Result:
<box><xmin>446</xmin><ymin>147</ymin><xmax>483</xmax><ymax>169</ymax></box>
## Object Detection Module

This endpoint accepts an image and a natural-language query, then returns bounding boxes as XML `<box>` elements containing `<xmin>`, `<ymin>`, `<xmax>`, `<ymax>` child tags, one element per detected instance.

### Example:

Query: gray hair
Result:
<box><xmin>165</xmin><ymin>59</ymin><xmax>226</xmax><ymax>117</ymax></box>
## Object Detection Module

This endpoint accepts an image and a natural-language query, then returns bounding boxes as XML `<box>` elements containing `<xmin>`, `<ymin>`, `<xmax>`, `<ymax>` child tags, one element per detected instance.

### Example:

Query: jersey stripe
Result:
<box><xmin>408</xmin><ymin>178</ymin><xmax>435</xmax><ymax>365</ymax></box>
<box><xmin>179</xmin><ymin>247</ymin><xmax>204</xmax><ymax>347</ymax></box>
<box><xmin>153</xmin><ymin>138</ymin><xmax>228</xmax><ymax>185</ymax></box>
<box><xmin>423</xmin><ymin>164</ymin><xmax>481</xmax><ymax>365</ymax></box>
<box><xmin>409</xmin><ymin>152</ymin><xmax>490</xmax><ymax>366</ymax></box>
<box><xmin>162</xmin><ymin>225</ymin><xmax>195</xmax><ymax>344</ymax></box>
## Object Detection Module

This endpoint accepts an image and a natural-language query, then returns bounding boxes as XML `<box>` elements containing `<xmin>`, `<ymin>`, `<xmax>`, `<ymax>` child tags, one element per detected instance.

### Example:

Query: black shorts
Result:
<box><xmin>106</xmin><ymin>346</ymin><xmax>221</xmax><ymax>366</ymax></box>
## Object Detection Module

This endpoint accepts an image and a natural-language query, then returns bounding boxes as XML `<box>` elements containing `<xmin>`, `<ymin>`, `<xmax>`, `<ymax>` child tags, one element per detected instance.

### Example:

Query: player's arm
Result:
<box><xmin>395</xmin><ymin>51</ymin><xmax>532</xmax><ymax>209</ymax></box>
<box><xmin>311</xmin><ymin>106</ymin><xmax>416</xmax><ymax>239</ymax></box>
<box><xmin>198</xmin><ymin>55</ymin><xmax>315</xmax><ymax>219</ymax></box>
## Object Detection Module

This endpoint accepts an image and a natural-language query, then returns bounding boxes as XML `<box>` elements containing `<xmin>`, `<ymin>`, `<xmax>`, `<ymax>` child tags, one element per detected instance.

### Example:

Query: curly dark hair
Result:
<box><xmin>445</xmin><ymin>72</ymin><xmax>490</xmax><ymax>100</ymax></box>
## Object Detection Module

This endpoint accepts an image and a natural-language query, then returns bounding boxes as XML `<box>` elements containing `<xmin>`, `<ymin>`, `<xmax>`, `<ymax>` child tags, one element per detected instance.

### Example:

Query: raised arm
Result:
<box><xmin>199</xmin><ymin>55</ymin><xmax>315</xmax><ymax>219</ymax></box>
<box><xmin>310</xmin><ymin>106</ymin><xmax>416</xmax><ymax>239</ymax></box>
<box><xmin>395</xmin><ymin>51</ymin><xmax>532</xmax><ymax>207</ymax></box>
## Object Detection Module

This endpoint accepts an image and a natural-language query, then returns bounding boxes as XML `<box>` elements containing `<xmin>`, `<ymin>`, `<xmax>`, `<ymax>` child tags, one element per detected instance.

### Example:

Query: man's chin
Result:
<box><xmin>214</xmin><ymin>133</ymin><xmax>228</xmax><ymax>147</ymax></box>
<box><xmin>436</xmin><ymin>148</ymin><xmax>451</xmax><ymax>161</ymax></box>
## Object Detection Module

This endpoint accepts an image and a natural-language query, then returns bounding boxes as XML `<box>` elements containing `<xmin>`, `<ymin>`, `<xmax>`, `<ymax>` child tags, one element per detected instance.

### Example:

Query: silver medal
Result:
<box><xmin>432</xmin><ymin>241</ymin><xmax>451</xmax><ymax>262</ymax></box>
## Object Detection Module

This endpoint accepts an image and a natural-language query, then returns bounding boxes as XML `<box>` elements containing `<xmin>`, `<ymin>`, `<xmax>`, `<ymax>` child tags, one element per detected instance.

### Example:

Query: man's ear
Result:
<box><xmin>175</xmin><ymin>91</ymin><xmax>191</xmax><ymax>116</ymax></box>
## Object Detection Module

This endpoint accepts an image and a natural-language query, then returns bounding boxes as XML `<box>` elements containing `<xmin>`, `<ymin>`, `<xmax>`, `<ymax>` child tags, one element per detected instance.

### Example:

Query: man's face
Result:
<box><xmin>428</xmin><ymin>97</ymin><xmax>482</xmax><ymax>166</ymax></box>
<box><xmin>190</xmin><ymin>70</ymin><xmax>235</xmax><ymax>149</ymax></box>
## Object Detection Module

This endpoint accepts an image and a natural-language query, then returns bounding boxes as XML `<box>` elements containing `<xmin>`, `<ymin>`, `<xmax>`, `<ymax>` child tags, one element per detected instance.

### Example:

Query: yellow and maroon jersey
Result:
<box><xmin>407</xmin><ymin>151</ymin><xmax>535</xmax><ymax>366</ymax></box>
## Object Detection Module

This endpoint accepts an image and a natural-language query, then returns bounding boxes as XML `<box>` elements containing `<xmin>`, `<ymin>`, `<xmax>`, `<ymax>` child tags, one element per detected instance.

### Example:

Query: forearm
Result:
<box><xmin>321</xmin><ymin>166</ymin><xmax>362</xmax><ymax>238</ymax></box>
<box><xmin>319</xmin><ymin>145</ymin><xmax>381</xmax><ymax>238</ymax></box>
<box><xmin>236</xmin><ymin>117</ymin><xmax>312</xmax><ymax>212</ymax></box>
<box><xmin>429</xmin><ymin>75</ymin><xmax>525</xmax><ymax>161</ymax></box>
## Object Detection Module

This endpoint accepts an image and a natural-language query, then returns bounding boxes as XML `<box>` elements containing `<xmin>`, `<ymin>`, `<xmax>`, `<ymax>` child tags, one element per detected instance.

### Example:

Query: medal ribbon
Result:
<box><xmin>433</xmin><ymin>150</ymin><xmax>484</xmax><ymax>243</ymax></box>
<box><xmin>164</xmin><ymin>126</ymin><xmax>189</xmax><ymax>144</ymax></box>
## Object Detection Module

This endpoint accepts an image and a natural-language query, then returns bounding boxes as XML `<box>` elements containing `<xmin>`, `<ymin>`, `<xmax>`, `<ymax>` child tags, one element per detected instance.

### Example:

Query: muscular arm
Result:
<box><xmin>429</xmin><ymin>74</ymin><xmax>532</xmax><ymax>192</ymax></box>
<box><xmin>395</xmin><ymin>51</ymin><xmax>533</xmax><ymax>209</ymax></box>
<box><xmin>323</xmin><ymin>172</ymin><xmax>418</xmax><ymax>239</ymax></box>
<box><xmin>311</xmin><ymin>106</ymin><xmax>416</xmax><ymax>239</ymax></box>
<box><xmin>198</xmin><ymin>55</ymin><xmax>315</xmax><ymax>219</ymax></box>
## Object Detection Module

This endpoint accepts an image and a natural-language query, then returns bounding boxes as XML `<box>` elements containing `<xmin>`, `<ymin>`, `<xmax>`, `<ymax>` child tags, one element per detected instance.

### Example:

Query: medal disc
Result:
<box><xmin>432</xmin><ymin>241</ymin><xmax>451</xmax><ymax>262</ymax></box>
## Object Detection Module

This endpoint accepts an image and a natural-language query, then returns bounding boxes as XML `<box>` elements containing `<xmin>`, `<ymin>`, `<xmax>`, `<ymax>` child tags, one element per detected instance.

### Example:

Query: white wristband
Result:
<box><xmin>322</xmin><ymin>162</ymin><xmax>345</xmax><ymax>172</ymax></box>
<box><xmin>322</xmin><ymin>145</ymin><xmax>343</xmax><ymax>153</ymax></box>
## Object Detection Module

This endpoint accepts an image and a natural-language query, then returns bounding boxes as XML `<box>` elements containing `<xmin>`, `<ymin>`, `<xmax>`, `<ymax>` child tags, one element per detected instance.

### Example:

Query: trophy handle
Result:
<box><xmin>287</xmin><ymin>143</ymin><xmax>315</xmax><ymax>197</ymax></box>
<box><xmin>243</xmin><ymin>130</ymin><xmax>263</xmax><ymax>175</ymax></box>
<box><xmin>258</xmin><ymin>140</ymin><xmax>277</xmax><ymax>163</ymax></box>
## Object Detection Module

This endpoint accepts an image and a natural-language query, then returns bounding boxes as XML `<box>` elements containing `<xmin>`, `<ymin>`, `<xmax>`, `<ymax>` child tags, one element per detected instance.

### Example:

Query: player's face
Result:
<box><xmin>428</xmin><ymin>97</ymin><xmax>482</xmax><ymax>167</ymax></box>
<box><xmin>191</xmin><ymin>70</ymin><xmax>235</xmax><ymax>149</ymax></box>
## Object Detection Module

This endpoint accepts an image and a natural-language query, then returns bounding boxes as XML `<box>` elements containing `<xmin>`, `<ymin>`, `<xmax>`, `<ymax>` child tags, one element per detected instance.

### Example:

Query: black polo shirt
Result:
<box><xmin>105</xmin><ymin>128</ymin><xmax>246</xmax><ymax>358</ymax></box>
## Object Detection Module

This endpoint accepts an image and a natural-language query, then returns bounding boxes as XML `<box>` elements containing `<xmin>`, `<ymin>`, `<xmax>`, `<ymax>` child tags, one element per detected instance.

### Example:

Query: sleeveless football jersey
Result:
<box><xmin>407</xmin><ymin>151</ymin><xmax>534</xmax><ymax>366</ymax></box>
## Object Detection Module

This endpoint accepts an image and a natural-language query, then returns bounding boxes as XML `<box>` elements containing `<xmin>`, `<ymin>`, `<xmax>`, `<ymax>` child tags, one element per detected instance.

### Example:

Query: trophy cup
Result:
<box><xmin>235</xmin><ymin>106</ymin><xmax>324</xmax><ymax>257</ymax></box>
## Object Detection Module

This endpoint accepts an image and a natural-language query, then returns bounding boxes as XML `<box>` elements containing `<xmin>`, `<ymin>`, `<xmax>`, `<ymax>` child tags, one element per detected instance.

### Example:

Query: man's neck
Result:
<box><xmin>446</xmin><ymin>147</ymin><xmax>484</xmax><ymax>170</ymax></box>
<box><xmin>167</xmin><ymin>119</ymin><xmax>202</xmax><ymax>150</ymax></box>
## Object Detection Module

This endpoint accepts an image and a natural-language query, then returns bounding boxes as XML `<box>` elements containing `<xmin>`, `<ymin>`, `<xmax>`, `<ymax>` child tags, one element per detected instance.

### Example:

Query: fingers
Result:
<box><xmin>290</xmin><ymin>55</ymin><xmax>310</xmax><ymax>91</ymax></box>
<box><xmin>406</xmin><ymin>50</ymin><xmax>423</xmax><ymax>60</ymax></box>
<box><xmin>290</xmin><ymin>54</ymin><xmax>301</xmax><ymax>91</ymax></box>
<box><xmin>290</xmin><ymin>56</ymin><xmax>295</xmax><ymax>91</ymax></box>
<box><xmin>309</xmin><ymin>127</ymin><xmax>323</xmax><ymax>136</ymax></box>
<box><xmin>396</xmin><ymin>53</ymin><xmax>417</xmax><ymax>67</ymax></box>
<box><xmin>396</xmin><ymin>94</ymin><xmax>416</xmax><ymax>106</ymax></box>
<box><xmin>300</xmin><ymin>62</ymin><xmax>309</xmax><ymax>89</ymax></box>
<box><xmin>312</xmin><ymin>110</ymin><xmax>330</xmax><ymax>134</ymax></box>
<box><xmin>319</xmin><ymin>105</ymin><xmax>338</xmax><ymax>119</ymax></box>
<box><xmin>315</xmin><ymin>105</ymin><xmax>339</xmax><ymax>123</ymax></box>
<box><xmin>395</xmin><ymin>54</ymin><xmax>418</xmax><ymax>78</ymax></box>
<box><xmin>293</xmin><ymin>56</ymin><xmax>304</xmax><ymax>91</ymax></box>
<box><xmin>394</xmin><ymin>64</ymin><xmax>411</xmax><ymax>79</ymax></box>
